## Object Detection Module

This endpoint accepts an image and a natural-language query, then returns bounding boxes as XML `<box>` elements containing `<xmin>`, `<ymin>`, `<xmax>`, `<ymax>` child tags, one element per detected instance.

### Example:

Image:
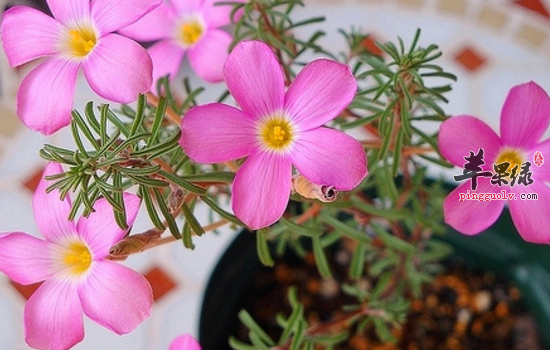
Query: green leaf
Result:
<box><xmin>349</xmin><ymin>241</ymin><xmax>368</xmax><ymax>280</ymax></box>
<box><xmin>140</xmin><ymin>186</ymin><xmax>165</xmax><ymax>230</ymax></box>
<box><xmin>319</xmin><ymin>214</ymin><xmax>371</xmax><ymax>243</ymax></box>
<box><xmin>181</xmin><ymin>202</ymin><xmax>205</xmax><ymax>236</ymax></box>
<box><xmin>238</xmin><ymin>310</ymin><xmax>275</xmax><ymax>346</ymax></box>
<box><xmin>256</xmin><ymin>229</ymin><xmax>274</xmax><ymax>267</ymax></box>
<box><xmin>312</xmin><ymin>235</ymin><xmax>332</xmax><ymax>278</ymax></box>
<box><xmin>279</xmin><ymin>217</ymin><xmax>322</xmax><ymax>237</ymax></box>
<box><xmin>153</xmin><ymin>188</ymin><xmax>180</xmax><ymax>239</ymax></box>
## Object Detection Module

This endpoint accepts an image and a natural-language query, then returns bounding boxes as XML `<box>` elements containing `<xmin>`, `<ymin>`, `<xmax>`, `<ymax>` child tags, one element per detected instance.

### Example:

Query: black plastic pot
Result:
<box><xmin>199</xmin><ymin>208</ymin><xmax>550</xmax><ymax>350</ymax></box>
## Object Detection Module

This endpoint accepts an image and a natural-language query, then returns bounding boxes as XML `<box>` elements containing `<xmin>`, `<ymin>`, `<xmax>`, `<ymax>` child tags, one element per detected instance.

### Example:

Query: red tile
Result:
<box><xmin>144</xmin><ymin>266</ymin><xmax>178</xmax><ymax>302</ymax></box>
<box><xmin>10</xmin><ymin>280</ymin><xmax>43</xmax><ymax>300</ymax></box>
<box><xmin>514</xmin><ymin>0</ymin><xmax>550</xmax><ymax>19</ymax></box>
<box><xmin>23</xmin><ymin>167</ymin><xmax>45</xmax><ymax>193</ymax></box>
<box><xmin>453</xmin><ymin>46</ymin><xmax>487</xmax><ymax>73</ymax></box>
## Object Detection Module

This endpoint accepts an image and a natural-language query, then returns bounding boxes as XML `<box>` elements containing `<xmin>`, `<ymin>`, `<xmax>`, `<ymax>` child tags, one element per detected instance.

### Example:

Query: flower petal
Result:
<box><xmin>91</xmin><ymin>0</ymin><xmax>163</xmax><ymax>34</ymax></box>
<box><xmin>439</xmin><ymin>115</ymin><xmax>501</xmax><ymax>169</ymax></box>
<box><xmin>34</xmin><ymin>162</ymin><xmax>77</xmax><ymax>243</ymax></box>
<box><xmin>79</xmin><ymin>261</ymin><xmax>152</xmax><ymax>334</ymax></box>
<box><xmin>25</xmin><ymin>279</ymin><xmax>83</xmax><ymax>350</ymax></box>
<box><xmin>180</xmin><ymin>103</ymin><xmax>257</xmax><ymax>163</ymax></box>
<box><xmin>508</xmin><ymin>181</ymin><xmax>550</xmax><ymax>243</ymax></box>
<box><xmin>500</xmin><ymin>81</ymin><xmax>550</xmax><ymax>149</ymax></box>
<box><xmin>171</xmin><ymin>0</ymin><xmax>203</xmax><ymax>14</ymax></box>
<box><xmin>224</xmin><ymin>40</ymin><xmax>285</xmax><ymax>117</ymax></box>
<box><xmin>147</xmin><ymin>40</ymin><xmax>185</xmax><ymax>90</ymax></box>
<box><xmin>232</xmin><ymin>151</ymin><xmax>292</xmax><ymax>229</ymax></box>
<box><xmin>169</xmin><ymin>334</ymin><xmax>202</xmax><ymax>350</ymax></box>
<box><xmin>443</xmin><ymin>180</ymin><xmax>505</xmax><ymax>235</ymax></box>
<box><xmin>0</xmin><ymin>232</ymin><xmax>53</xmax><ymax>285</ymax></box>
<box><xmin>46</xmin><ymin>0</ymin><xmax>89</xmax><ymax>25</ymax></box>
<box><xmin>17</xmin><ymin>58</ymin><xmax>79</xmax><ymax>135</ymax></box>
<box><xmin>77</xmin><ymin>193</ymin><xmax>140</xmax><ymax>259</ymax></box>
<box><xmin>0</xmin><ymin>6</ymin><xmax>62</xmax><ymax>67</ymax></box>
<box><xmin>291</xmin><ymin>127</ymin><xmax>367</xmax><ymax>191</ymax></box>
<box><xmin>82</xmin><ymin>34</ymin><xmax>152</xmax><ymax>103</ymax></box>
<box><xmin>188</xmin><ymin>29</ymin><xmax>231</xmax><ymax>83</ymax></box>
<box><xmin>118</xmin><ymin>3</ymin><xmax>176</xmax><ymax>42</ymax></box>
<box><xmin>202</xmin><ymin>0</ymin><xmax>244</xmax><ymax>27</ymax></box>
<box><xmin>285</xmin><ymin>59</ymin><xmax>356</xmax><ymax>130</ymax></box>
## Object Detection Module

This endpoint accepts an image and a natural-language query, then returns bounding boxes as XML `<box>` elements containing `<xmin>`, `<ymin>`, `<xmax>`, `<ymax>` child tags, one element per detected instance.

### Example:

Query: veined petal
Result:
<box><xmin>46</xmin><ymin>0</ymin><xmax>90</xmax><ymax>25</ymax></box>
<box><xmin>285</xmin><ymin>59</ymin><xmax>356</xmax><ymax>130</ymax></box>
<box><xmin>172</xmin><ymin>0</ymin><xmax>203</xmax><ymax>14</ymax></box>
<box><xmin>224</xmin><ymin>40</ymin><xmax>285</xmax><ymax>118</ymax></box>
<box><xmin>25</xmin><ymin>279</ymin><xmax>83</xmax><ymax>350</ymax></box>
<box><xmin>169</xmin><ymin>334</ymin><xmax>202</xmax><ymax>350</ymax></box>
<box><xmin>82</xmin><ymin>34</ymin><xmax>152</xmax><ymax>103</ymax></box>
<box><xmin>529</xmin><ymin>138</ymin><xmax>550</xmax><ymax>181</ymax></box>
<box><xmin>232</xmin><ymin>151</ymin><xmax>292</xmax><ymax>229</ymax></box>
<box><xmin>0</xmin><ymin>232</ymin><xmax>53</xmax><ymax>285</ymax></box>
<box><xmin>77</xmin><ymin>193</ymin><xmax>140</xmax><ymax>259</ymax></box>
<box><xmin>17</xmin><ymin>58</ymin><xmax>79</xmax><ymax>135</ymax></box>
<box><xmin>443</xmin><ymin>180</ymin><xmax>505</xmax><ymax>235</ymax></box>
<box><xmin>91</xmin><ymin>0</ymin><xmax>163</xmax><ymax>34</ymax></box>
<box><xmin>1</xmin><ymin>6</ymin><xmax>63</xmax><ymax>67</ymax></box>
<box><xmin>202</xmin><ymin>0</ymin><xmax>244</xmax><ymax>27</ymax></box>
<box><xmin>188</xmin><ymin>29</ymin><xmax>231</xmax><ymax>83</ymax></box>
<box><xmin>508</xmin><ymin>181</ymin><xmax>550</xmax><ymax>243</ymax></box>
<box><xmin>147</xmin><ymin>40</ymin><xmax>185</xmax><ymax>91</ymax></box>
<box><xmin>500</xmin><ymin>81</ymin><xmax>550</xmax><ymax>149</ymax></box>
<box><xmin>439</xmin><ymin>115</ymin><xmax>501</xmax><ymax>169</ymax></box>
<box><xmin>118</xmin><ymin>3</ymin><xmax>176</xmax><ymax>42</ymax></box>
<box><xmin>291</xmin><ymin>127</ymin><xmax>367</xmax><ymax>191</ymax></box>
<box><xmin>34</xmin><ymin>162</ymin><xmax>77</xmax><ymax>244</ymax></box>
<box><xmin>180</xmin><ymin>103</ymin><xmax>257</xmax><ymax>163</ymax></box>
<box><xmin>79</xmin><ymin>261</ymin><xmax>152</xmax><ymax>334</ymax></box>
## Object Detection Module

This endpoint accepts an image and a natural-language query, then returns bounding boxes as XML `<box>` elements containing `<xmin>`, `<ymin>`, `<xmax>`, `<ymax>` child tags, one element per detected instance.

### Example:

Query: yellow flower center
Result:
<box><xmin>495</xmin><ymin>148</ymin><xmax>525</xmax><ymax>173</ymax></box>
<box><xmin>68</xmin><ymin>27</ymin><xmax>97</xmax><ymax>57</ymax></box>
<box><xmin>260</xmin><ymin>117</ymin><xmax>294</xmax><ymax>151</ymax></box>
<box><xmin>63</xmin><ymin>241</ymin><xmax>92</xmax><ymax>275</ymax></box>
<box><xmin>180</xmin><ymin>21</ymin><xmax>204</xmax><ymax>46</ymax></box>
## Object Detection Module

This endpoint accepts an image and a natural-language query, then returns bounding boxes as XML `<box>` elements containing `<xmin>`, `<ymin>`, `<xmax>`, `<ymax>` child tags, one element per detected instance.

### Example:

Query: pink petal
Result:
<box><xmin>17</xmin><ymin>58</ymin><xmax>79</xmax><ymax>135</ymax></box>
<box><xmin>180</xmin><ymin>103</ymin><xmax>257</xmax><ymax>163</ymax></box>
<box><xmin>82</xmin><ymin>34</ymin><xmax>152</xmax><ymax>103</ymax></box>
<box><xmin>46</xmin><ymin>0</ymin><xmax>89</xmax><ymax>25</ymax></box>
<box><xmin>91</xmin><ymin>0</ymin><xmax>163</xmax><ymax>34</ymax></box>
<box><xmin>443</xmin><ymin>180</ymin><xmax>505</xmax><ymax>235</ymax></box>
<box><xmin>188</xmin><ymin>29</ymin><xmax>231</xmax><ymax>83</ymax></box>
<box><xmin>529</xmin><ymin>139</ymin><xmax>550</xmax><ymax>181</ymax></box>
<box><xmin>25</xmin><ymin>279</ymin><xmax>83</xmax><ymax>350</ymax></box>
<box><xmin>500</xmin><ymin>81</ymin><xmax>550</xmax><ymax>149</ymax></box>
<box><xmin>118</xmin><ymin>3</ymin><xmax>176</xmax><ymax>41</ymax></box>
<box><xmin>79</xmin><ymin>261</ymin><xmax>152</xmax><ymax>334</ymax></box>
<box><xmin>0</xmin><ymin>6</ymin><xmax>62</xmax><ymax>67</ymax></box>
<box><xmin>34</xmin><ymin>162</ymin><xmax>77</xmax><ymax>243</ymax></box>
<box><xmin>147</xmin><ymin>40</ymin><xmax>185</xmax><ymax>90</ymax></box>
<box><xmin>77</xmin><ymin>193</ymin><xmax>140</xmax><ymax>259</ymax></box>
<box><xmin>232</xmin><ymin>151</ymin><xmax>292</xmax><ymax>229</ymax></box>
<box><xmin>439</xmin><ymin>115</ymin><xmax>501</xmax><ymax>169</ymax></box>
<box><xmin>169</xmin><ymin>334</ymin><xmax>202</xmax><ymax>350</ymax></box>
<box><xmin>284</xmin><ymin>59</ymin><xmax>357</xmax><ymax>130</ymax></box>
<box><xmin>202</xmin><ymin>0</ymin><xmax>244</xmax><ymax>27</ymax></box>
<box><xmin>0</xmin><ymin>232</ymin><xmax>53</xmax><ymax>285</ymax></box>
<box><xmin>172</xmin><ymin>0</ymin><xmax>203</xmax><ymax>14</ymax></box>
<box><xmin>224</xmin><ymin>40</ymin><xmax>285</xmax><ymax>118</ymax></box>
<box><xmin>291</xmin><ymin>127</ymin><xmax>367</xmax><ymax>191</ymax></box>
<box><xmin>508</xmin><ymin>181</ymin><xmax>550</xmax><ymax>243</ymax></box>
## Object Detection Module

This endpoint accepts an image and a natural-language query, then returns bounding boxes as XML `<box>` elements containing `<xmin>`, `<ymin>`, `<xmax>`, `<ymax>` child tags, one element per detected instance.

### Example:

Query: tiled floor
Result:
<box><xmin>2</xmin><ymin>0</ymin><xmax>550</xmax><ymax>349</ymax></box>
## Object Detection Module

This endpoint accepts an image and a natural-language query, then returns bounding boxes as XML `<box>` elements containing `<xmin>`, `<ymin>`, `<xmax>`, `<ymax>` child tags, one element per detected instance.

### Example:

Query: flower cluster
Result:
<box><xmin>1</xmin><ymin>0</ymin><xmax>550</xmax><ymax>349</ymax></box>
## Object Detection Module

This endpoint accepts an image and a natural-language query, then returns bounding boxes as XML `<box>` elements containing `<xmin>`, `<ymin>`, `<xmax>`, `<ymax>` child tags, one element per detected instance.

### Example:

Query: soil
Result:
<box><xmin>235</xmin><ymin>245</ymin><xmax>546</xmax><ymax>350</ymax></box>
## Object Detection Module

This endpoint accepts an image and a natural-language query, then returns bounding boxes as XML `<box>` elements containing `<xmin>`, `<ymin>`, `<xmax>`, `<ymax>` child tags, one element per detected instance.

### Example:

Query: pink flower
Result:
<box><xmin>0</xmin><ymin>162</ymin><xmax>152</xmax><ymax>350</ymax></box>
<box><xmin>440</xmin><ymin>81</ymin><xmax>550</xmax><ymax>243</ymax></box>
<box><xmin>169</xmin><ymin>334</ymin><xmax>202</xmax><ymax>350</ymax></box>
<box><xmin>180</xmin><ymin>41</ymin><xmax>368</xmax><ymax>229</ymax></box>
<box><xmin>120</xmin><ymin>0</ymin><xmax>241</xmax><ymax>85</ymax></box>
<box><xmin>0</xmin><ymin>0</ymin><xmax>161</xmax><ymax>135</ymax></box>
